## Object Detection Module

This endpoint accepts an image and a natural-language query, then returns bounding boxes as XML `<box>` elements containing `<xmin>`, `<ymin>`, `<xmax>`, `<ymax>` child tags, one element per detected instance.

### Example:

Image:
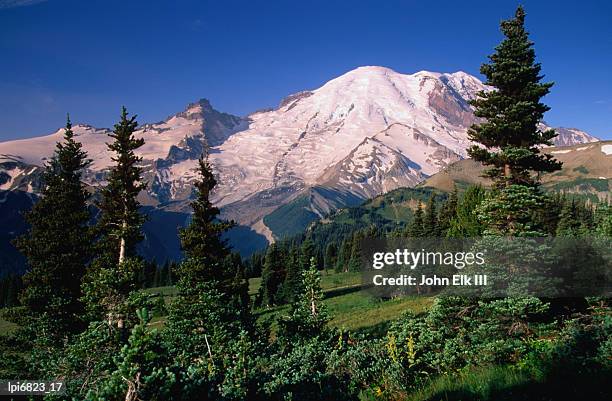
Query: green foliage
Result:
<box><xmin>95</xmin><ymin>107</ymin><xmax>146</xmax><ymax>262</ymax></box>
<box><xmin>279</xmin><ymin>257</ymin><xmax>329</xmax><ymax>341</ymax></box>
<box><xmin>467</xmin><ymin>6</ymin><xmax>562</xmax><ymax>188</ymax></box>
<box><xmin>385</xmin><ymin>297</ymin><xmax>551</xmax><ymax>390</ymax></box>
<box><xmin>97</xmin><ymin>308</ymin><xmax>176</xmax><ymax>400</ymax></box>
<box><xmin>259</xmin><ymin>243</ymin><xmax>286</xmax><ymax>306</ymax></box>
<box><xmin>179</xmin><ymin>153</ymin><xmax>234</xmax><ymax>270</ymax></box>
<box><xmin>448</xmin><ymin>185</ymin><xmax>486</xmax><ymax>237</ymax></box>
<box><xmin>407</xmin><ymin>202</ymin><xmax>425</xmax><ymax>238</ymax></box>
<box><xmin>477</xmin><ymin>185</ymin><xmax>547</xmax><ymax>236</ymax></box>
<box><xmin>12</xmin><ymin>116</ymin><xmax>92</xmax><ymax>342</ymax></box>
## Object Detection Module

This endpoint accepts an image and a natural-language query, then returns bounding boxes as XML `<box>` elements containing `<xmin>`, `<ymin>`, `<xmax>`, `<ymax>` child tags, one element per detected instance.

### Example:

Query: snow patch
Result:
<box><xmin>601</xmin><ymin>144</ymin><xmax>612</xmax><ymax>155</ymax></box>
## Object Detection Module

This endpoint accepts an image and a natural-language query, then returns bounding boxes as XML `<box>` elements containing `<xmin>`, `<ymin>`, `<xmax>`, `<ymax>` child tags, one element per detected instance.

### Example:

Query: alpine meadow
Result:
<box><xmin>0</xmin><ymin>3</ymin><xmax>610</xmax><ymax>401</ymax></box>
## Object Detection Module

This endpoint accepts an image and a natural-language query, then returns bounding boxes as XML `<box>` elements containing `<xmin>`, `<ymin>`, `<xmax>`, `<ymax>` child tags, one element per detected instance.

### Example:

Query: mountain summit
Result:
<box><xmin>0</xmin><ymin>66</ymin><xmax>600</xmax><ymax>252</ymax></box>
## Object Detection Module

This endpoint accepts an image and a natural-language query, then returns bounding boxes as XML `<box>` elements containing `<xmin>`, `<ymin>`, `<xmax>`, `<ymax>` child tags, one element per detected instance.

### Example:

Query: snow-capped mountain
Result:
<box><xmin>0</xmin><ymin>66</ymin><xmax>600</xmax><ymax>252</ymax></box>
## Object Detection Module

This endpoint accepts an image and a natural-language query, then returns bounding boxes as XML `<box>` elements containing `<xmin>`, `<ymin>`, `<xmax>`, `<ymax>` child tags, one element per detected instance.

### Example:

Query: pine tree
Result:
<box><xmin>335</xmin><ymin>238</ymin><xmax>352</xmax><ymax>273</ymax></box>
<box><xmin>96</xmin><ymin>107</ymin><xmax>146</xmax><ymax>263</ymax></box>
<box><xmin>299</xmin><ymin>239</ymin><xmax>316</xmax><ymax>271</ymax></box>
<box><xmin>174</xmin><ymin>149</ymin><xmax>245</xmax><ymax>308</ymax></box>
<box><xmin>468</xmin><ymin>7</ymin><xmax>561</xmax><ymax>236</ymax></box>
<box><xmin>179</xmin><ymin>153</ymin><xmax>234</xmax><ymax>276</ymax></box>
<box><xmin>595</xmin><ymin>201</ymin><xmax>612</xmax><ymax>236</ymax></box>
<box><xmin>282</xmin><ymin>245</ymin><xmax>302</xmax><ymax>303</ymax></box>
<box><xmin>324</xmin><ymin>243</ymin><xmax>338</xmax><ymax>272</ymax></box>
<box><xmin>438</xmin><ymin>187</ymin><xmax>458</xmax><ymax>236</ymax></box>
<box><xmin>467</xmin><ymin>6</ymin><xmax>562</xmax><ymax>189</ymax></box>
<box><xmin>423</xmin><ymin>194</ymin><xmax>438</xmax><ymax>237</ymax></box>
<box><xmin>448</xmin><ymin>185</ymin><xmax>485</xmax><ymax>237</ymax></box>
<box><xmin>162</xmin><ymin>150</ymin><xmax>251</xmax><ymax>399</ymax></box>
<box><xmin>280</xmin><ymin>257</ymin><xmax>328</xmax><ymax>340</ymax></box>
<box><xmin>13</xmin><ymin>116</ymin><xmax>92</xmax><ymax>342</ymax></box>
<box><xmin>556</xmin><ymin>199</ymin><xmax>580</xmax><ymax>236</ymax></box>
<box><xmin>82</xmin><ymin>107</ymin><xmax>147</xmax><ymax>329</ymax></box>
<box><xmin>348</xmin><ymin>230</ymin><xmax>364</xmax><ymax>271</ymax></box>
<box><xmin>259</xmin><ymin>243</ymin><xmax>285</xmax><ymax>306</ymax></box>
<box><xmin>407</xmin><ymin>203</ymin><xmax>425</xmax><ymax>238</ymax></box>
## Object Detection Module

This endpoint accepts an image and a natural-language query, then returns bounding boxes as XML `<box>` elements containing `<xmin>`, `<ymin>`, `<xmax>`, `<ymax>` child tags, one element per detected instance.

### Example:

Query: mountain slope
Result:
<box><xmin>0</xmin><ymin>66</ymin><xmax>601</xmax><ymax>262</ymax></box>
<box><xmin>421</xmin><ymin>141</ymin><xmax>612</xmax><ymax>200</ymax></box>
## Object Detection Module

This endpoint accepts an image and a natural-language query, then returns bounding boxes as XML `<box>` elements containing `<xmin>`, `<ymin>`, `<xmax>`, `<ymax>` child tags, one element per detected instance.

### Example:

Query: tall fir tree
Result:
<box><xmin>259</xmin><ymin>243</ymin><xmax>285</xmax><ymax>306</ymax></box>
<box><xmin>172</xmin><ymin>149</ymin><xmax>247</xmax><ymax>318</ymax></box>
<box><xmin>281</xmin><ymin>245</ymin><xmax>302</xmax><ymax>303</ymax></box>
<box><xmin>13</xmin><ymin>116</ymin><xmax>92</xmax><ymax>343</ymax></box>
<box><xmin>280</xmin><ymin>257</ymin><xmax>328</xmax><ymax>340</ymax></box>
<box><xmin>448</xmin><ymin>185</ymin><xmax>486</xmax><ymax>237</ymax></box>
<box><xmin>407</xmin><ymin>203</ymin><xmax>425</xmax><ymax>238</ymax></box>
<box><xmin>438</xmin><ymin>187</ymin><xmax>458</xmax><ymax>236</ymax></box>
<box><xmin>96</xmin><ymin>106</ymin><xmax>146</xmax><ymax>263</ymax></box>
<box><xmin>468</xmin><ymin>7</ymin><xmax>561</xmax><ymax>235</ymax></box>
<box><xmin>162</xmin><ymin>150</ymin><xmax>252</xmax><ymax>400</ymax></box>
<box><xmin>82</xmin><ymin>107</ymin><xmax>147</xmax><ymax>328</ymax></box>
<box><xmin>324</xmin><ymin>242</ymin><xmax>338</xmax><ymax>272</ymax></box>
<box><xmin>178</xmin><ymin>151</ymin><xmax>235</xmax><ymax>286</ymax></box>
<box><xmin>467</xmin><ymin>6</ymin><xmax>562</xmax><ymax>189</ymax></box>
<box><xmin>423</xmin><ymin>194</ymin><xmax>439</xmax><ymax>237</ymax></box>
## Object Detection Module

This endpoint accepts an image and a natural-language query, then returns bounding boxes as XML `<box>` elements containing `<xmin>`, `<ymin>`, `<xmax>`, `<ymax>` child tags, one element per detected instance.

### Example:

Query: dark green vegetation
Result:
<box><xmin>0</xmin><ymin>6</ymin><xmax>610</xmax><ymax>401</ymax></box>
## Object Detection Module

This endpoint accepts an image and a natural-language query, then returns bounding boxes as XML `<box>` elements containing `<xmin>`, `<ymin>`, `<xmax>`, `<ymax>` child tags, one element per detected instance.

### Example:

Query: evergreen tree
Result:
<box><xmin>174</xmin><ymin>149</ymin><xmax>246</xmax><ymax>310</ymax></box>
<box><xmin>179</xmin><ymin>153</ymin><xmax>235</xmax><ymax>279</ymax></box>
<box><xmin>348</xmin><ymin>230</ymin><xmax>366</xmax><ymax>271</ymax></box>
<box><xmin>161</xmin><ymin>150</ymin><xmax>252</xmax><ymax>399</ymax></box>
<box><xmin>280</xmin><ymin>257</ymin><xmax>329</xmax><ymax>340</ymax></box>
<box><xmin>467</xmin><ymin>7</ymin><xmax>561</xmax><ymax>235</ymax></box>
<box><xmin>423</xmin><ymin>194</ymin><xmax>439</xmax><ymax>237</ymax></box>
<box><xmin>259</xmin><ymin>243</ymin><xmax>285</xmax><ymax>306</ymax></box>
<box><xmin>96</xmin><ymin>107</ymin><xmax>146</xmax><ymax>263</ymax></box>
<box><xmin>556</xmin><ymin>199</ymin><xmax>581</xmax><ymax>236</ymax></box>
<box><xmin>13</xmin><ymin>116</ymin><xmax>92</xmax><ymax>342</ymax></box>
<box><xmin>467</xmin><ymin>6</ymin><xmax>562</xmax><ymax>189</ymax></box>
<box><xmin>336</xmin><ymin>238</ymin><xmax>352</xmax><ymax>273</ymax></box>
<box><xmin>595</xmin><ymin>201</ymin><xmax>612</xmax><ymax>236</ymax></box>
<box><xmin>324</xmin><ymin>242</ymin><xmax>338</xmax><ymax>272</ymax></box>
<box><xmin>438</xmin><ymin>187</ymin><xmax>458</xmax><ymax>236</ymax></box>
<box><xmin>448</xmin><ymin>185</ymin><xmax>486</xmax><ymax>237</ymax></box>
<box><xmin>299</xmin><ymin>239</ymin><xmax>316</xmax><ymax>271</ymax></box>
<box><xmin>407</xmin><ymin>203</ymin><xmax>425</xmax><ymax>238</ymax></box>
<box><xmin>82</xmin><ymin>107</ymin><xmax>147</xmax><ymax>329</ymax></box>
<box><xmin>281</xmin><ymin>245</ymin><xmax>302</xmax><ymax>303</ymax></box>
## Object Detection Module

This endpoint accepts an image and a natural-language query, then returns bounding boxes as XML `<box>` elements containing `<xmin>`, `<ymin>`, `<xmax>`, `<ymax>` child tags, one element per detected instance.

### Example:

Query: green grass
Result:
<box><xmin>327</xmin><ymin>293</ymin><xmax>433</xmax><ymax>330</ymax></box>
<box><xmin>145</xmin><ymin>272</ymin><xmax>432</xmax><ymax>332</ymax></box>
<box><xmin>402</xmin><ymin>366</ymin><xmax>532</xmax><ymax>401</ymax></box>
<box><xmin>252</xmin><ymin>271</ymin><xmax>433</xmax><ymax>331</ymax></box>
<box><xmin>398</xmin><ymin>364</ymin><xmax>612</xmax><ymax>401</ymax></box>
<box><xmin>0</xmin><ymin>272</ymin><xmax>432</xmax><ymax>335</ymax></box>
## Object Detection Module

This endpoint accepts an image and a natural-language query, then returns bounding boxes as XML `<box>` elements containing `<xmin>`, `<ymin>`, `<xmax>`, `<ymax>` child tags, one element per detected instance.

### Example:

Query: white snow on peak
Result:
<box><xmin>211</xmin><ymin>66</ymin><xmax>480</xmax><ymax>205</ymax></box>
<box><xmin>0</xmin><ymin>65</ymin><xmax>600</xmax><ymax>218</ymax></box>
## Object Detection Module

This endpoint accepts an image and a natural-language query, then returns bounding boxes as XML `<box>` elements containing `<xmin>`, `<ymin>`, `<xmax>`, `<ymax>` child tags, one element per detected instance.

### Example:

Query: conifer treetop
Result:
<box><xmin>467</xmin><ymin>6</ymin><xmax>562</xmax><ymax>188</ymax></box>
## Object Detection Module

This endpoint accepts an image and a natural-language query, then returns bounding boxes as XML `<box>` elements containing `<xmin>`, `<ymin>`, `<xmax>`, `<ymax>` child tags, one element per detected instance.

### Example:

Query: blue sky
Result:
<box><xmin>0</xmin><ymin>0</ymin><xmax>610</xmax><ymax>141</ymax></box>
